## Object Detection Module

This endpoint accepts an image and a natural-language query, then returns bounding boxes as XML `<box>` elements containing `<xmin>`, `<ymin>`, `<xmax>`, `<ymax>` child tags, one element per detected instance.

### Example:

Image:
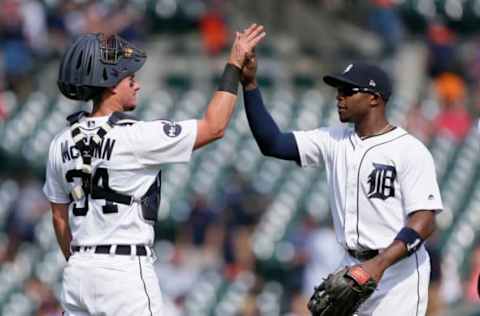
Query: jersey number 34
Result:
<box><xmin>66</xmin><ymin>168</ymin><xmax>122</xmax><ymax>216</ymax></box>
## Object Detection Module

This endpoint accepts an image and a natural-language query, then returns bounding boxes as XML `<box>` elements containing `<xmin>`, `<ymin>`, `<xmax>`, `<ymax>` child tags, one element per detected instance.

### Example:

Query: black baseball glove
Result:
<box><xmin>307</xmin><ymin>266</ymin><xmax>377</xmax><ymax>316</ymax></box>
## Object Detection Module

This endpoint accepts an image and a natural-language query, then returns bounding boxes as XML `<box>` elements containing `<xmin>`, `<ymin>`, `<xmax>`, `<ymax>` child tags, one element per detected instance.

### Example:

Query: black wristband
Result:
<box><xmin>394</xmin><ymin>227</ymin><xmax>424</xmax><ymax>256</ymax></box>
<box><xmin>218</xmin><ymin>63</ymin><xmax>241</xmax><ymax>95</ymax></box>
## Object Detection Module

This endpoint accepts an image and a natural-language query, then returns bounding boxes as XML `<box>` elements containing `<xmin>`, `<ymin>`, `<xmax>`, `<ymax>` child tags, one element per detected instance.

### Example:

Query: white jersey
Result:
<box><xmin>43</xmin><ymin>115</ymin><xmax>197</xmax><ymax>247</ymax></box>
<box><xmin>293</xmin><ymin>126</ymin><xmax>443</xmax><ymax>251</ymax></box>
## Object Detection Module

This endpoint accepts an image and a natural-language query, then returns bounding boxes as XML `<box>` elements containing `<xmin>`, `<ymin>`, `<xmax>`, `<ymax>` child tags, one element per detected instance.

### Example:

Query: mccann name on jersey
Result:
<box><xmin>61</xmin><ymin>137</ymin><xmax>116</xmax><ymax>163</ymax></box>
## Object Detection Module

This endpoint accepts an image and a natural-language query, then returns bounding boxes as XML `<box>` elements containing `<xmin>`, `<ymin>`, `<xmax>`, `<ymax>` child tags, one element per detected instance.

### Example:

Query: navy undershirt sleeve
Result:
<box><xmin>243</xmin><ymin>87</ymin><xmax>300</xmax><ymax>163</ymax></box>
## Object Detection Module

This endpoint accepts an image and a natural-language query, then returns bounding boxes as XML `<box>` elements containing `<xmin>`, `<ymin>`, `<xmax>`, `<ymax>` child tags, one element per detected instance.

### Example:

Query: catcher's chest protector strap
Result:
<box><xmin>140</xmin><ymin>170</ymin><xmax>162</xmax><ymax>223</ymax></box>
<box><xmin>66</xmin><ymin>112</ymin><xmax>162</xmax><ymax>220</ymax></box>
<box><xmin>66</xmin><ymin>111</ymin><xmax>137</xmax><ymax>201</ymax></box>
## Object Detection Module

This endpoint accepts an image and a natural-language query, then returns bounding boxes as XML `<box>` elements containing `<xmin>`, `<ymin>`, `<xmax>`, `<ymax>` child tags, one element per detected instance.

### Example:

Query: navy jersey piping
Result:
<box><xmin>349</xmin><ymin>134</ymin><xmax>355</xmax><ymax>150</ymax></box>
<box><xmin>138</xmin><ymin>257</ymin><xmax>153</xmax><ymax>316</ymax></box>
<box><xmin>415</xmin><ymin>252</ymin><xmax>420</xmax><ymax>316</ymax></box>
<box><xmin>77</xmin><ymin>119</ymin><xmax>137</xmax><ymax>131</ymax></box>
<box><xmin>357</xmin><ymin>126</ymin><xmax>398</xmax><ymax>141</ymax></box>
<box><xmin>355</xmin><ymin>133</ymin><xmax>408</xmax><ymax>248</ymax></box>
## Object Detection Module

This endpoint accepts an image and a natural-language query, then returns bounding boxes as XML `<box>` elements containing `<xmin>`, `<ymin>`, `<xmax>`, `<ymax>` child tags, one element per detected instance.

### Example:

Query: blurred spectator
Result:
<box><xmin>44</xmin><ymin>2</ymin><xmax>70</xmax><ymax>58</ymax></box>
<box><xmin>22</xmin><ymin>0</ymin><xmax>49</xmax><ymax>57</ymax></box>
<box><xmin>186</xmin><ymin>193</ymin><xmax>225</xmax><ymax>268</ymax></box>
<box><xmin>59</xmin><ymin>1</ymin><xmax>138</xmax><ymax>37</ymax></box>
<box><xmin>432</xmin><ymin>72</ymin><xmax>472</xmax><ymax>142</ymax></box>
<box><xmin>0</xmin><ymin>0</ymin><xmax>34</xmax><ymax>99</ymax></box>
<box><xmin>300</xmin><ymin>216</ymin><xmax>343</xmax><ymax>298</ymax></box>
<box><xmin>469</xmin><ymin>37</ymin><xmax>480</xmax><ymax>75</ymax></box>
<box><xmin>405</xmin><ymin>102</ymin><xmax>434</xmax><ymax>143</ymax></box>
<box><xmin>426</xmin><ymin>233</ymin><xmax>445</xmax><ymax>316</ymax></box>
<box><xmin>435</xmin><ymin>72</ymin><xmax>467</xmax><ymax>105</ymax></box>
<box><xmin>0</xmin><ymin>90</ymin><xmax>7</xmax><ymax>121</ymax></box>
<box><xmin>154</xmin><ymin>239</ymin><xmax>202</xmax><ymax>305</ymax></box>
<box><xmin>219</xmin><ymin>168</ymin><xmax>266</xmax><ymax>228</ymax></box>
<box><xmin>161</xmin><ymin>296</ymin><xmax>182</xmax><ymax>316</ymax></box>
<box><xmin>222</xmin><ymin>213</ymin><xmax>256</xmax><ymax>281</ymax></box>
<box><xmin>426</xmin><ymin>20</ymin><xmax>457</xmax><ymax>78</ymax></box>
<box><xmin>82</xmin><ymin>1</ymin><xmax>142</xmax><ymax>38</ymax></box>
<box><xmin>367</xmin><ymin>0</ymin><xmax>404</xmax><ymax>57</ymax></box>
<box><xmin>24</xmin><ymin>277</ymin><xmax>62</xmax><ymax>316</ymax></box>
<box><xmin>201</xmin><ymin>221</ymin><xmax>225</xmax><ymax>268</ymax></box>
<box><xmin>0</xmin><ymin>45</ymin><xmax>6</xmax><ymax>121</ymax></box>
<box><xmin>465</xmin><ymin>243</ymin><xmax>480</xmax><ymax>303</ymax></box>
<box><xmin>241</xmin><ymin>293</ymin><xmax>261</xmax><ymax>316</ymax></box>
<box><xmin>219</xmin><ymin>168</ymin><xmax>267</xmax><ymax>275</ymax></box>
<box><xmin>0</xmin><ymin>170</ymin><xmax>48</xmax><ymax>262</ymax></box>
<box><xmin>287</xmin><ymin>214</ymin><xmax>344</xmax><ymax>299</ymax></box>
<box><xmin>467</xmin><ymin>37</ymin><xmax>480</xmax><ymax>113</ymax></box>
<box><xmin>155</xmin><ymin>219</ymin><xmax>224</xmax><ymax>305</ymax></box>
<box><xmin>187</xmin><ymin>193</ymin><xmax>217</xmax><ymax>247</ymax></box>
<box><xmin>287</xmin><ymin>290</ymin><xmax>310</xmax><ymax>316</ymax></box>
<box><xmin>200</xmin><ymin>8</ymin><xmax>229</xmax><ymax>55</ymax></box>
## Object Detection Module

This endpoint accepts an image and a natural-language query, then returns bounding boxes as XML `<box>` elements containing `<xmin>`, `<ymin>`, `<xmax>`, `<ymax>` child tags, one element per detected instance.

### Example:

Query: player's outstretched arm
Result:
<box><xmin>194</xmin><ymin>24</ymin><xmax>266</xmax><ymax>150</ymax></box>
<box><xmin>241</xmin><ymin>52</ymin><xmax>300</xmax><ymax>163</ymax></box>
<box><xmin>51</xmin><ymin>202</ymin><xmax>72</xmax><ymax>261</ymax></box>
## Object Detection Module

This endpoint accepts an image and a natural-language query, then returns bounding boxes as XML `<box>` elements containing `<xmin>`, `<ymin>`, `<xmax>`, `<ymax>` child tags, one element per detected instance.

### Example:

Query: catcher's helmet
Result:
<box><xmin>58</xmin><ymin>33</ymin><xmax>147</xmax><ymax>101</ymax></box>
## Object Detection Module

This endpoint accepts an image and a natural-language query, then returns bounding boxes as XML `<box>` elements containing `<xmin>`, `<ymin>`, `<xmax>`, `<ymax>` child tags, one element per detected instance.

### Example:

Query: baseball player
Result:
<box><xmin>43</xmin><ymin>25</ymin><xmax>265</xmax><ymax>316</ymax></box>
<box><xmin>240</xmin><ymin>55</ymin><xmax>443</xmax><ymax>315</ymax></box>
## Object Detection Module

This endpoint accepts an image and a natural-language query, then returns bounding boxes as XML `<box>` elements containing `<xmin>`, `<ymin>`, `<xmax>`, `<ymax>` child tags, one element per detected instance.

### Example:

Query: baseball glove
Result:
<box><xmin>307</xmin><ymin>265</ymin><xmax>377</xmax><ymax>316</ymax></box>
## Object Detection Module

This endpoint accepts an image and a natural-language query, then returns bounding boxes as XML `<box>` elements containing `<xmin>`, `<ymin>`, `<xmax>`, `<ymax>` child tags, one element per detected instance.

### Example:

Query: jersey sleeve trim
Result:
<box><xmin>43</xmin><ymin>135</ymin><xmax>71</xmax><ymax>204</ymax></box>
<box><xmin>405</xmin><ymin>204</ymin><xmax>443</xmax><ymax>215</ymax></box>
<box><xmin>293</xmin><ymin>131</ymin><xmax>312</xmax><ymax>167</ymax></box>
<box><xmin>43</xmin><ymin>193</ymin><xmax>71</xmax><ymax>204</ymax></box>
<box><xmin>184</xmin><ymin>119</ymin><xmax>197</xmax><ymax>161</ymax></box>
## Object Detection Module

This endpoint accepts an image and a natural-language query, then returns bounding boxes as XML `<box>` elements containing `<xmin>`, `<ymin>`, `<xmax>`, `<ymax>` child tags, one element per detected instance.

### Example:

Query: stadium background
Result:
<box><xmin>0</xmin><ymin>0</ymin><xmax>479</xmax><ymax>315</ymax></box>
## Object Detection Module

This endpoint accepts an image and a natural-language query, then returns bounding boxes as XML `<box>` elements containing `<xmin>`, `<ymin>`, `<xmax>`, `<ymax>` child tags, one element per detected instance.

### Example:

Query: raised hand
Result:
<box><xmin>228</xmin><ymin>24</ymin><xmax>265</xmax><ymax>69</ymax></box>
<box><xmin>241</xmin><ymin>50</ymin><xmax>257</xmax><ymax>90</ymax></box>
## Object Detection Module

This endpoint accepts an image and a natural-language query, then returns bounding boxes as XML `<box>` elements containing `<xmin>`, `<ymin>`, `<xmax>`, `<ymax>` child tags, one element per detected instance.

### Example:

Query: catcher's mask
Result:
<box><xmin>58</xmin><ymin>33</ymin><xmax>147</xmax><ymax>101</ymax></box>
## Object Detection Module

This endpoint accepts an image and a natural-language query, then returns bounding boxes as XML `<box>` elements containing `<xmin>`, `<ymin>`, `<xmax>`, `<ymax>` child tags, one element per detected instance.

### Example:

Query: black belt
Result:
<box><xmin>347</xmin><ymin>249</ymin><xmax>379</xmax><ymax>261</ymax></box>
<box><xmin>71</xmin><ymin>245</ymin><xmax>148</xmax><ymax>256</ymax></box>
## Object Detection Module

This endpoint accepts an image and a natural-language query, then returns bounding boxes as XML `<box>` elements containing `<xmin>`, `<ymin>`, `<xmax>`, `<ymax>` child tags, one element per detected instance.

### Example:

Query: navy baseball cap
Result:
<box><xmin>323</xmin><ymin>63</ymin><xmax>392</xmax><ymax>101</ymax></box>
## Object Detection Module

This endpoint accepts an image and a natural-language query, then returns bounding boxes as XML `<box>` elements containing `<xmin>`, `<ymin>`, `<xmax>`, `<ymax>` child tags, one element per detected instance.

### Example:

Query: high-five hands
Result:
<box><xmin>240</xmin><ymin>49</ymin><xmax>258</xmax><ymax>91</ymax></box>
<box><xmin>228</xmin><ymin>24</ymin><xmax>266</xmax><ymax>69</ymax></box>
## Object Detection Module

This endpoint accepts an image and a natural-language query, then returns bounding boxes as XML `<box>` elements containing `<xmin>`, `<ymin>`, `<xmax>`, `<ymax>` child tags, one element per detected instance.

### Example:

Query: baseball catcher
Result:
<box><xmin>44</xmin><ymin>25</ymin><xmax>265</xmax><ymax>315</ymax></box>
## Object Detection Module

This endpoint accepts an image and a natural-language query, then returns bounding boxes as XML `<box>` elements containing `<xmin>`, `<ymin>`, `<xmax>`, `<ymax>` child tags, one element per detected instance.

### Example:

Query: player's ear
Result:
<box><xmin>109</xmin><ymin>86</ymin><xmax>118</xmax><ymax>95</ymax></box>
<box><xmin>370</xmin><ymin>94</ymin><xmax>381</xmax><ymax>107</ymax></box>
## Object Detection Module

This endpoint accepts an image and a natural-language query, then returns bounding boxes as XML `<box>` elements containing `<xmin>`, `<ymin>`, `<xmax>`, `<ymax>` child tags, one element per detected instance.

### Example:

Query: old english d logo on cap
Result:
<box><xmin>344</xmin><ymin>64</ymin><xmax>353</xmax><ymax>73</ymax></box>
<box><xmin>323</xmin><ymin>62</ymin><xmax>392</xmax><ymax>101</ymax></box>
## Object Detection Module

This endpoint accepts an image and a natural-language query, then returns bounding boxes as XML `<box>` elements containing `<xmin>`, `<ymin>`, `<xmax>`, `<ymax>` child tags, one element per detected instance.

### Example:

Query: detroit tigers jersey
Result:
<box><xmin>293</xmin><ymin>126</ymin><xmax>443</xmax><ymax>251</ymax></box>
<box><xmin>43</xmin><ymin>115</ymin><xmax>197</xmax><ymax>247</ymax></box>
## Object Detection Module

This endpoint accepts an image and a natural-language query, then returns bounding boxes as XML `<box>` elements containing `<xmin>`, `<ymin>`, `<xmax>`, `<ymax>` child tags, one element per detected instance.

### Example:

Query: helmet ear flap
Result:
<box><xmin>80</xmin><ymin>86</ymin><xmax>105</xmax><ymax>101</ymax></box>
<box><xmin>57</xmin><ymin>81</ymin><xmax>104</xmax><ymax>102</ymax></box>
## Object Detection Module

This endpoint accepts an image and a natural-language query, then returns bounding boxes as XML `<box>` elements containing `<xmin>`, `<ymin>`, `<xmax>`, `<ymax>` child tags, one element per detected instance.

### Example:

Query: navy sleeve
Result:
<box><xmin>243</xmin><ymin>87</ymin><xmax>300</xmax><ymax>163</ymax></box>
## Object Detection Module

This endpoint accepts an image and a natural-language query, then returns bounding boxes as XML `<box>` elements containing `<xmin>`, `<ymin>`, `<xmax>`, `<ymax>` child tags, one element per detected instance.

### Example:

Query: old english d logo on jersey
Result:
<box><xmin>367</xmin><ymin>163</ymin><xmax>396</xmax><ymax>200</ymax></box>
<box><xmin>162</xmin><ymin>121</ymin><xmax>182</xmax><ymax>137</ymax></box>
